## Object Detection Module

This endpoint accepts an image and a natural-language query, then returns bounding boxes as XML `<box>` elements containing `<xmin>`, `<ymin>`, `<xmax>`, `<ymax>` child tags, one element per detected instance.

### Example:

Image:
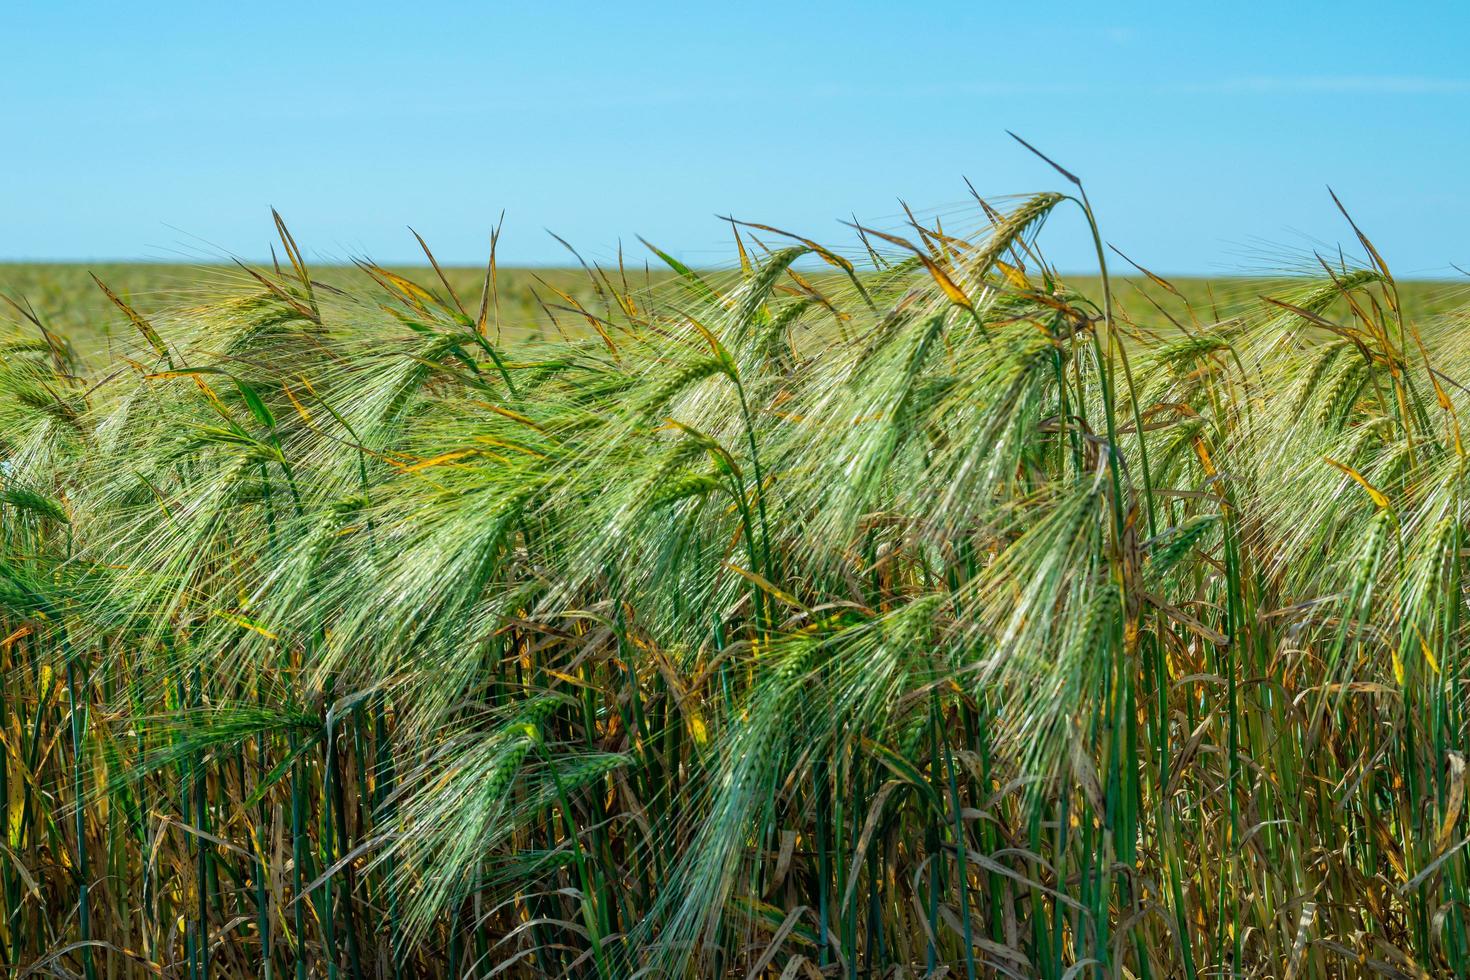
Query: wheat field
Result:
<box><xmin>1</xmin><ymin>187</ymin><xmax>1469</xmax><ymax>978</ymax></box>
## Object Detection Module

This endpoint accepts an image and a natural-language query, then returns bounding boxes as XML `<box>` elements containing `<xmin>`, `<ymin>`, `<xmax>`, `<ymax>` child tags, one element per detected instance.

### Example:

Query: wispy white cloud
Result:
<box><xmin>77</xmin><ymin>71</ymin><xmax>1454</xmax><ymax>121</ymax></box>
<box><xmin>758</xmin><ymin>74</ymin><xmax>1470</xmax><ymax>104</ymax></box>
<box><xmin>1180</xmin><ymin>75</ymin><xmax>1470</xmax><ymax>95</ymax></box>
<box><xmin>802</xmin><ymin>74</ymin><xmax>1470</xmax><ymax>102</ymax></box>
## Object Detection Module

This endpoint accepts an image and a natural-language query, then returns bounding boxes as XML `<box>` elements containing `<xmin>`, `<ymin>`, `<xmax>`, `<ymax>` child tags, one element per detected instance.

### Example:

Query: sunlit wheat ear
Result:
<box><xmin>964</xmin><ymin>191</ymin><xmax>1066</xmax><ymax>280</ymax></box>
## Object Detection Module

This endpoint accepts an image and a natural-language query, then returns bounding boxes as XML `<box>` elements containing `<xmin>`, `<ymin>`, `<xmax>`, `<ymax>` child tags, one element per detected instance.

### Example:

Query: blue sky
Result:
<box><xmin>4</xmin><ymin>1</ymin><xmax>1468</xmax><ymax>274</ymax></box>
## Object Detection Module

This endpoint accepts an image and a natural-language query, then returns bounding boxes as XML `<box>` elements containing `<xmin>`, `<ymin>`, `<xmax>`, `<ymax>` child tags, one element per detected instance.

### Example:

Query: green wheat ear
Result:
<box><xmin>1145</xmin><ymin>513</ymin><xmax>1218</xmax><ymax>578</ymax></box>
<box><xmin>966</xmin><ymin>191</ymin><xmax>1065</xmax><ymax>278</ymax></box>
<box><xmin>638</xmin><ymin>355</ymin><xmax>729</xmax><ymax>416</ymax></box>
<box><xmin>1314</xmin><ymin>356</ymin><xmax>1370</xmax><ymax>429</ymax></box>
<box><xmin>1290</xmin><ymin>339</ymin><xmax>1350</xmax><ymax>419</ymax></box>
<box><xmin>646</xmin><ymin>471</ymin><xmax>724</xmax><ymax>509</ymax></box>
<box><xmin>0</xmin><ymin>486</ymin><xmax>69</xmax><ymax>524</ymax></box>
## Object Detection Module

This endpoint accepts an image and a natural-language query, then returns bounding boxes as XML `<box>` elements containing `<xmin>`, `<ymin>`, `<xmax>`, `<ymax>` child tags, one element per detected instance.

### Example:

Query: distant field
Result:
<box><xmin>0</xmin><ymin>263</ymin><xmax>614</xmax><ymax>363</ymax></box>
<box><xmin>6</xmin><ymin>262</ymin><xmax>1466</xmax><ymax>369</ymax></box>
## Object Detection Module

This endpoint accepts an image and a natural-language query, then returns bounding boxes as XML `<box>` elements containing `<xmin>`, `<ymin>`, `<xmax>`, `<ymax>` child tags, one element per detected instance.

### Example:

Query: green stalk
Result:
<box><xmin>943</xmin><ymin>741</ymin><xmax>976</xmax><ymax>980</ymax></box>
<box><xmin>534</xmin><ymin>738</ymin><xmax>610</xmax><ymax>978</ymax></box>
<box><xmin>65</xmin><ymin>653</ymin><xmax>96</xmax><ymax>980</ymax></box>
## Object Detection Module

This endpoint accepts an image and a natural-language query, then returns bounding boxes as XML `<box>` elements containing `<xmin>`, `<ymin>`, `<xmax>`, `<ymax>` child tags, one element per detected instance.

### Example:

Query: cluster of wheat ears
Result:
<box><xmin>0</xmin><ymin>169</ymin><xmax>1468</xmax><ymax>978</ymax></box>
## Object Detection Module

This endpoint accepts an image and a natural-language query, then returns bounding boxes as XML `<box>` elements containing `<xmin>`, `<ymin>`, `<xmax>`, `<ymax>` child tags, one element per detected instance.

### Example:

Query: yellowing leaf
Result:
<box><xmin>1193</xmin><ymin>437</ymin><xmax>1217</xmax><ymax>478</ymax></box>
<box><xmin>1323</xmin><ymin>456</ymin><xmax>1389</xmax><ymax>509</ymax></box>
<box><xmin>686</xmin><ymin>707</ymin><xmax>709</xmax><ymax>747</ymax></box>
<box><xmin>213</xmin><ymin>610</ymin><xmax>278</xmax><ymax>641</ymax></box>
<box><xmin>1413</xmin><ymin>623</ymin><xmax>1441</xmax><ymax>675</ymax></box>
<box><xmin>1437</xmin><ymin>752</ymin><xmax>1466</xmax><ymax>853</ymax></box>
<box><xmin>997</xmin><ymin>260</ymin><xmax>1031</xmax><ymax>290</ymax></box>
<box><xmin>921</xmin><ymin>256</ymin><xmax>975</xmax><ymax>310</ymax></box>
<box><xmin>724</xmin><ymin>563</ymin><xmax>807</xmax><ymax>613</ymax></box>
<box><xmin>393</xmin><ymin>449</ymin><xmax>478</xmax><ymax>474</ymax></box>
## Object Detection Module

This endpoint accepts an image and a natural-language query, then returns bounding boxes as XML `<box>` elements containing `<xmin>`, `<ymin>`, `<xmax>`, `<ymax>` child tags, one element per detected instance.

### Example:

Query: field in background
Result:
<box><xmin>7</xmin><ymin>263</ymin><xmax>1466</xmax><ymax>364</ymax></box>
<box><xmin>1</xmin><ymin>264</ymin><xmax>611</xmax><ymax>361</ymax></box>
